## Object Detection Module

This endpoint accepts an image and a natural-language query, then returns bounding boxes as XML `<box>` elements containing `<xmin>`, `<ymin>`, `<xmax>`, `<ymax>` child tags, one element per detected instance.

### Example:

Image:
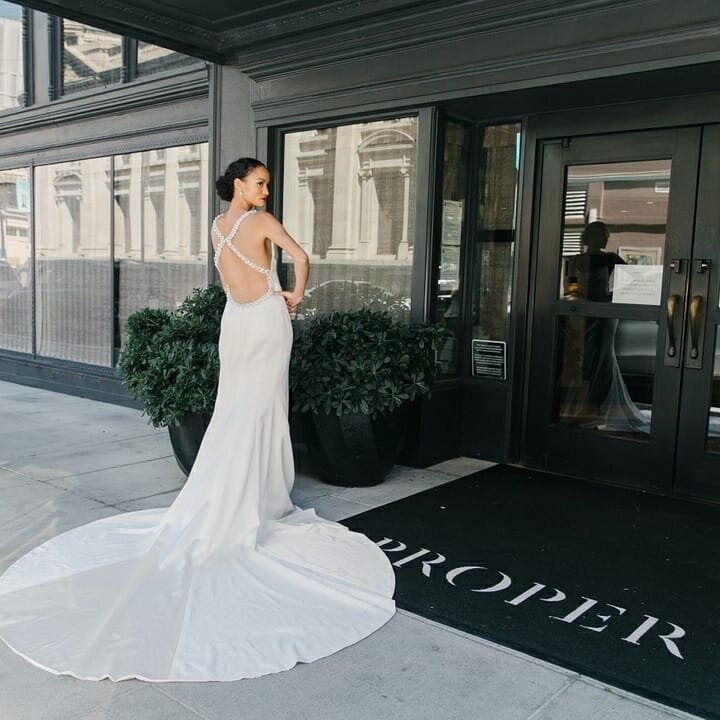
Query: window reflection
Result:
<box><xmin>554</xmin><ymin>315</ymin><xmax>656</xmax><ymax>437</ymax></box>
<box><xmin>35</xmin><ymin>159</ymin><xmax>113</xmax><ymax>366</ymax></box>
<box><xmin>0</xmin><ymin>1</ymin><xmax>24</xmax><ymax>110</ymax></box>
<box><xmin>282</xmin><ymin>118</ymin><xmax>416</xmax><ymax>320</ymax></box>
<box><xmin>113</xmin><ymin>144</ymin><xmax>209</xmax><ymax>356</ymax></box>
<box><xmin>433</xmin><ymin>121</ymin><xmax>520</xmax><ymax>377</ymax></box>
<box><xmin>434</xmin><ymin>121</ymin><xmax>469</xmax><ymax>375</ymax></box>
<box><xmin>22</xmin><ymin>144</ymin><xmax>209</xmax><ymax>366</ymax></box>
<box><xmin>0</xmin><ymin>167</ymin><xmax>31</xmax><ymax>352</ymax></box>
<box><xmin>63</xmin><ymin>20</ymin><xmax>122</xmax><ymax>94</ymax></box>
<box><xmin>137</xmin><ymin>41</ymin><xmax>198</xmax><ymax>77</ymax></box>
<box><xmin>560</xmin><ymin>160</ymin><xmax>671</xmax><ymax>305</ymax></box>
<box><xmin>470</xmin><ymin>123</ymin><xmax>520</xmax><ymax>347</ymax></box>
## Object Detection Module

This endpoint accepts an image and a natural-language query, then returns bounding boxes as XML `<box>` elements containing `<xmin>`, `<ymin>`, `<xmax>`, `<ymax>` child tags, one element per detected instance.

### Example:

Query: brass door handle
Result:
<box><xmin>689</xmin><ymin>294</ymin><xmax>703</xmax><ymax>359</ymax></box>
<box><xmin>666</xmin><ymin>294</ymin><xmax>680</xmax><ymax>357</ymax></box>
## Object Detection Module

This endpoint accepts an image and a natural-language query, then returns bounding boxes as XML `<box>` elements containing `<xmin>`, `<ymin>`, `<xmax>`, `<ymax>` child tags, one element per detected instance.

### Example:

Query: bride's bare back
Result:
<box><xmin>212</xmin><ymin>211</ymin><xmax>273</xmax><ymax>305</ymax></box>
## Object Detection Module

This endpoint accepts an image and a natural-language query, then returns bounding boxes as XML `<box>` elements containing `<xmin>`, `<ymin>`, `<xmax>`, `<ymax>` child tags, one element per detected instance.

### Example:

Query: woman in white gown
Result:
<box><xmin>0</xmin><ymin>158</ymin><xmax>395</xmax><ymax>682</ymax></box>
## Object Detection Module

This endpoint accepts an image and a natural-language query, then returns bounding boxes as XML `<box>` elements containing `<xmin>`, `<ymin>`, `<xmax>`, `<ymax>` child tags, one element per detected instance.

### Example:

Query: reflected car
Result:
<box><xmin>295</xmin><ymin>280</ymin><xmax>410</xmax><ymax>321</ymax></box>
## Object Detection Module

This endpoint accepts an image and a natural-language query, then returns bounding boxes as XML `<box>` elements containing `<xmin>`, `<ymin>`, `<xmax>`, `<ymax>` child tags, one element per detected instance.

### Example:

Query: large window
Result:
<box><xmin>0</xmin><ymin>1</ymin><xmax>24</xmax><ymax>111</ymax></box>
<box><xmin>0</xmin><ymin>142</ymin><xmax>209</xmax><ymax>366</ymax></box>
<box><xmin>282</xmin><ymin>117</ymin><xmax>417</xmax><ymax>319</ymax></box>
<box><xmin>0</xmin><ymin>167</ymin><xmax>31</xmax><ymax>352</ymax></box>
<box><xmin>113</xmin><ymin>144</ymin><xmax>209</xmax><ymax>356</ymax></box>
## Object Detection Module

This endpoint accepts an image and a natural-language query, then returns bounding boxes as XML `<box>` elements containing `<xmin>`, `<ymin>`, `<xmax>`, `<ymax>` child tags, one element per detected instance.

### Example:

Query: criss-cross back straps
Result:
<box><xmin>211</xmin><ymin>210</ymin><xmax>271</xmax><ymax>278</ymax></box>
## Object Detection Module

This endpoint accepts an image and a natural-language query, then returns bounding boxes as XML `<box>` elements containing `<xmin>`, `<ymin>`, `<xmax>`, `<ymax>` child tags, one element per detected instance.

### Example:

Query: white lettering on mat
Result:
<box><xmin>375</xmin><ymin>537</ymin><xmax>686</xmax><ymax>660</ymax></box>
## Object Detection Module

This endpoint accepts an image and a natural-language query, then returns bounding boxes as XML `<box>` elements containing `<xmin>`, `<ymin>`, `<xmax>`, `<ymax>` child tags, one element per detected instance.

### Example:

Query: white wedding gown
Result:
<box><xmin>0</xmin><ymin>211</ymin><xmax>395</xmax><ymax>682</ymax></box>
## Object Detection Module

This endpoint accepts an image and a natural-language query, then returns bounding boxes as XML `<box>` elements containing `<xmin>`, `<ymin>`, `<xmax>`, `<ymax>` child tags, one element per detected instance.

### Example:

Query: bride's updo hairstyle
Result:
<box><xmin>215</xmin><ymin>158</ymin><xmax>267</xmax><ymax>201</ymax></box>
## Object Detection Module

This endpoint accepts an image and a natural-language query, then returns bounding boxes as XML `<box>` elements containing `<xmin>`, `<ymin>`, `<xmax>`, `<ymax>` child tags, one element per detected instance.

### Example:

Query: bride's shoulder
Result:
<box><xmin>252</xmin><ymin>210</ymin><xmax>282</xmax><ymax>229</ymax></box>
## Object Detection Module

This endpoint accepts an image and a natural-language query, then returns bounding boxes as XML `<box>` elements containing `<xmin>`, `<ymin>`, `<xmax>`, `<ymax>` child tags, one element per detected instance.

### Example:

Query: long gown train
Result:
<box><xmin>0</xmin><ymin>212</ymin><xmax>395</xmax><ymax>682</ymax></box>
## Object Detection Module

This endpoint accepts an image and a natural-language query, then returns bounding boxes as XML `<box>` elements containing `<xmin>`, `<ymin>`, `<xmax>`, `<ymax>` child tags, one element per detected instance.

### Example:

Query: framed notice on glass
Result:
<box><xmin>471</xmin><ymin>340</ymin><xmax>506</xmax><ymax>380</ymax></box>
<box><xmin>612</xmin><ymin>264</ymin><xmax>663</xmax><ymax>305</ymax></box>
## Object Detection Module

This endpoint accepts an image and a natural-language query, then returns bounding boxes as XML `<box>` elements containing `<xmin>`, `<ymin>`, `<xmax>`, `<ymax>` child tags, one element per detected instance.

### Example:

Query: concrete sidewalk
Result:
<box><xmin>0</xmin><ymin>380</ymin><xmax>703</xmax><ymax>720</ymax></box>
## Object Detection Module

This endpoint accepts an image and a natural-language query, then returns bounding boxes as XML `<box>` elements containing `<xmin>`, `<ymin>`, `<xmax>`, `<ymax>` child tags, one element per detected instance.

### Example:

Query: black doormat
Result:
<box><xmin>341</xmin><ymin>465</ymin><xmax>720</xmax><ymax>718</ymax></box>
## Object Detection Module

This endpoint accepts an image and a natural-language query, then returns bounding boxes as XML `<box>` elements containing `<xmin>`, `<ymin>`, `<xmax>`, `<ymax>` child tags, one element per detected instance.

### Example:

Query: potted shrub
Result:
<box><xmin>290</xmin><ymin>309</ymin><xmax>445</xmax><ymax>486</ymax></box>
<box><xmin>118</xmin><ymin>284</ymin><xmax>226</xmax><ymax>475</ymax></box>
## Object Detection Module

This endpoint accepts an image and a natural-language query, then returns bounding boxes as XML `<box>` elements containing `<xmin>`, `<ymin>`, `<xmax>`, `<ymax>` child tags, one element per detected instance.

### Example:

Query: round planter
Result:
<box><xmin>167</xmin><ymin>413</ymin><xmax>212</xmax><ymax>476</ymax></box>
<box><xmin>299</xmin><ymin>410</ymin><xmax>405</xmax><ymax>487</ymax></box>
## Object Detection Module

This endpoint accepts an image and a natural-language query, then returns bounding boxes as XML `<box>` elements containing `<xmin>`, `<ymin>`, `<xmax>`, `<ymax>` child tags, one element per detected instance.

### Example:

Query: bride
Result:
<box><xmin>0</xmin><ymin>158</ymin><xmax>396</xmax><ymax>682</ymax></box>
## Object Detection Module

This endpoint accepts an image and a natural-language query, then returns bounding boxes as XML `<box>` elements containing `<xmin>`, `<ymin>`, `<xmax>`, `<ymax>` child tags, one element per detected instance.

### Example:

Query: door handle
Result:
<box><xmin>688</xmin><ymin>294</ymin><xmax>703</xmax><ymax>359</ymax></box>
<box><xmin>665</xmin><ymin>259</ymin><xmax>689</xmax><ymax>368</ymax></box>
<box><xmin>684</xmin><ymin>259</ymin><xmax>711</xmax><ymax>369</ymax></box>
<box><xmin>666</xmin><ymin>294</ymin><xmax>680</xmax><ymax>357</ymax></box>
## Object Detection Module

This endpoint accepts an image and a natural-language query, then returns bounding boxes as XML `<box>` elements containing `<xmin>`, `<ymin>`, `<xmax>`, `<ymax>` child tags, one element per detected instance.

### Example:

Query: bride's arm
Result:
<box><xmin>260</xmin><ymin>214</ymin><xmax>309</xmax><ymax>307</ymax></box>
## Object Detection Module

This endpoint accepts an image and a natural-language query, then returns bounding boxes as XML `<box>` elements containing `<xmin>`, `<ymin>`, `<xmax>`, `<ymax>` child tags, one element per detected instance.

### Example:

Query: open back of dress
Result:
<box><xmin>0</xmin><ymin>213</ymin><xmax>395</xmax><ymax>682</ymax></box>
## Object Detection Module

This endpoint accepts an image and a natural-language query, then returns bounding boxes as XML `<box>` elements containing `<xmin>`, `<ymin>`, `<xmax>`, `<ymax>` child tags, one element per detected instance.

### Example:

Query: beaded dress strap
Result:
<box><xmin>211</xmin><ymin>210</ymin><xmax>271</xmax><ymax>278</ymax></box>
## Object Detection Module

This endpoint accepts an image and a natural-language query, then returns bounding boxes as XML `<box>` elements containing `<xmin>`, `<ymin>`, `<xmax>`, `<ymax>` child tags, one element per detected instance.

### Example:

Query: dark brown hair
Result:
<box><xmin>215</xmin><ymin>158</ymin><xmax>267</xmax><ymax>201</ymax></box>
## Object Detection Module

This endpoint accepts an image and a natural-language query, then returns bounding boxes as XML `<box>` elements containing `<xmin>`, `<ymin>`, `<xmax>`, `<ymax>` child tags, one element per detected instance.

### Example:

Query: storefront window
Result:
<box><xmin>434</xmin><ymin>120</ymin><xmax>470</xmax><ymax>375</ymax></box>
<box><xmin>113</xmin><ymin>144</ymin><xmax>209</xmax><ymax>356</ymax></box>
<box><xmin>35</xmin><ymin>158</ymin><xmax>113</xmax><ymax>365</ymax></box>
<box><xmin>0</xmin><ymin>167</ymin><xmax>31</xmax><ymax>352</ymax></box>
<box><xmin>0</xmin><ymin>1</ymin><xmax>24</xmax><ymax>110</ymax></box>
<box><xmin>470</xmin><ymin>123</ymin><xmax>521</xmax><ymax>346</ymax></box>
<box><xmin>432</xmin><ymin>121</ymin><xmax>520</xmax><ymax>377</ymax></box>
<box><xmin>62</xmin><ymin>20</ymin><xmax>122</xmax><ymax>94</ymax></box>
<box><xmin>3</xmin><ymin>144</ymin><xmax>211</xmax><ymax>366</ymax></box>
<box><xmin>282</xmin><ymin>117</ymin><xmax>417</xmax><ymax>320</ymax></box>
<box><xmin>137</xmin><ymin>41</ymin><xmax>197</xmax><ymax>77</ymax></box>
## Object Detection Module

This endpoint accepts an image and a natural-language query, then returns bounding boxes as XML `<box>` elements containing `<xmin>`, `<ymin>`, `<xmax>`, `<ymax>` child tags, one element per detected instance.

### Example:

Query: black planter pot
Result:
<box><xmin>167</xmin><ymin>413</ymin><xmax>212</xmax><ymax>476</ymax></box>
<box><xmin>299</xmin><ymin>410</ymin><xmax>405</xmax><ymax>487</ymax></box>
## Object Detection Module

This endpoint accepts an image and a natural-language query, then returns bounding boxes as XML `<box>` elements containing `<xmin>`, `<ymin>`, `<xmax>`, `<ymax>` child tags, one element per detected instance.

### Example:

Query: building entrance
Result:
<box><xmin>524</xmin><ymin>125</ymin><xmax>720</xmax><ymax>501</ymax></box>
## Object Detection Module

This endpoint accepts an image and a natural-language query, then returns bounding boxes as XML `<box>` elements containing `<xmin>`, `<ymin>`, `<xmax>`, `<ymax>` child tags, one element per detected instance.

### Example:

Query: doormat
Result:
<box><xmin>342</xmin><ymin>465</ymin><xmax>720</xmax><ymax>718</ymax></box>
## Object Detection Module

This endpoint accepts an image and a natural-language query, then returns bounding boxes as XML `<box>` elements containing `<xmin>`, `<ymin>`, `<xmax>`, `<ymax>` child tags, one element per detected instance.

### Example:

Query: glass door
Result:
<box><xmin>524</xmin><ymin>127</ymin><xmax>702</xmax><ymax>495</ymax></box>
<box><xmin>674</xmin><ymin>124</ymin><xmax>720</xmax><ymax>500</ymax></box>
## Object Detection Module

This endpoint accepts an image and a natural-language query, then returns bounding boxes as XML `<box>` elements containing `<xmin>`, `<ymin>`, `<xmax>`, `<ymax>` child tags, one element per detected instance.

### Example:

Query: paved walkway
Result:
<box><xmin>0</xmin><ymin>381</ymin><xmax>703</xmax><ymax>720</ymax></box>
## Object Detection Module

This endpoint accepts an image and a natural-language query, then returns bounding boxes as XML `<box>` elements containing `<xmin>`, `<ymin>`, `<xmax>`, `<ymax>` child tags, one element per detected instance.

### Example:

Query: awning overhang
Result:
<box><xmin>14</xmin><ymin>0</ymin><xmax>434</xmax><ymax>65</ymax></box>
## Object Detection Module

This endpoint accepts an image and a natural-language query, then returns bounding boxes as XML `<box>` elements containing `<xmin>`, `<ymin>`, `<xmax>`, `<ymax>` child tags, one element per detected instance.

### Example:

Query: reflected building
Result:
<box><xmin>283</xmin><ymin>118</ymin><xmax>417</xmax><ymax>318</ymax></box>
<box><xmin>0</xmin><ymin>6</ymin><xmax>22</xmax><ymax>110</ymax></box>
<box><xmin>63</xmin><ymin>20</ymin><xmax>122</xmax><ymax>93</ymax></box>
<box><xmin>26</xmin><ymin>147</ymin><xmax>209</xmax><ymax>366</ymax></box>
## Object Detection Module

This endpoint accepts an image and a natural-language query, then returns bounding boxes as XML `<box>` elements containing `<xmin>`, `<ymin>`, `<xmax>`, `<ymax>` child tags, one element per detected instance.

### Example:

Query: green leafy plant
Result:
<box><xmin>290</xmin><ymin>309</ymin><xmax>445</xmax><ymax>419</ymax></box>
<box><xmin>118</xmin><ymin>284</ymin><xmax>226</xmax><ymax>427</ymax></box>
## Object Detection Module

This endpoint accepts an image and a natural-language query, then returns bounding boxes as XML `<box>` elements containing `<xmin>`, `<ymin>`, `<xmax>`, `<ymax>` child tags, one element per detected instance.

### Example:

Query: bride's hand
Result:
<box><xmin>275</xmin><ymin>291</ymin><xmax>303</xmax><ymax>313</ymax></box>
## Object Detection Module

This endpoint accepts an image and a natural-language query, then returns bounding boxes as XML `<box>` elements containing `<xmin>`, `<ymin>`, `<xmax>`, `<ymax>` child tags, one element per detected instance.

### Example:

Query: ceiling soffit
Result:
<box><xmin>17</xmin><ymin>0</ymin><xmax>434</xmax><ymax>64</ymax></box>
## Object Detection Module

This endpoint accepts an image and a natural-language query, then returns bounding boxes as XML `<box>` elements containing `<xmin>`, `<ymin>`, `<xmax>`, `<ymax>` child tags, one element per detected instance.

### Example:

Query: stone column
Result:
<box><xmin>356</xmin><ymin>166</ymin><xmax>376</xmax><ymax>260</ymax></box>
<box><xmin>397</xmin><ymin>164</ymin><xmax>411</xmax><ymax>261</ymax></box>
<box><xmin>326</xmin><ymin>124</ymin><xmax>361</xmax><ymax>259</ymax></box>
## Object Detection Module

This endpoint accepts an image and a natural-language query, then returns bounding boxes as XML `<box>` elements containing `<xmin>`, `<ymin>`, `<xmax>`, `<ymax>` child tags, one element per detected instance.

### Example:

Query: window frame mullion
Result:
<box><xmin>123</xmin><ymin>37</ymin><xmax>138</xmax><ymax>83</ymax></box>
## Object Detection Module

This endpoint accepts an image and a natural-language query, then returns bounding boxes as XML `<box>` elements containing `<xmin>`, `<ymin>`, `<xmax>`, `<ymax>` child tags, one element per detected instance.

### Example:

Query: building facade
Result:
<box><xmin>3</xmin><ymin>0</ymin><xmax>720</xmax><ymax>503</ymax></box>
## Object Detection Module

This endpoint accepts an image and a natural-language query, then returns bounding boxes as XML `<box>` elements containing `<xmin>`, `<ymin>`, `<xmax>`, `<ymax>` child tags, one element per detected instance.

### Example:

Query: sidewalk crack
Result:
<box><xmin>153</xmin><ymin>687</ymin><xmax>214</xmax><ymax>720</ymax></box>
<box><xmin>525</xmin><ymin>678</ymin><xmax>575</xmax><ymax>720</ymax></box>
